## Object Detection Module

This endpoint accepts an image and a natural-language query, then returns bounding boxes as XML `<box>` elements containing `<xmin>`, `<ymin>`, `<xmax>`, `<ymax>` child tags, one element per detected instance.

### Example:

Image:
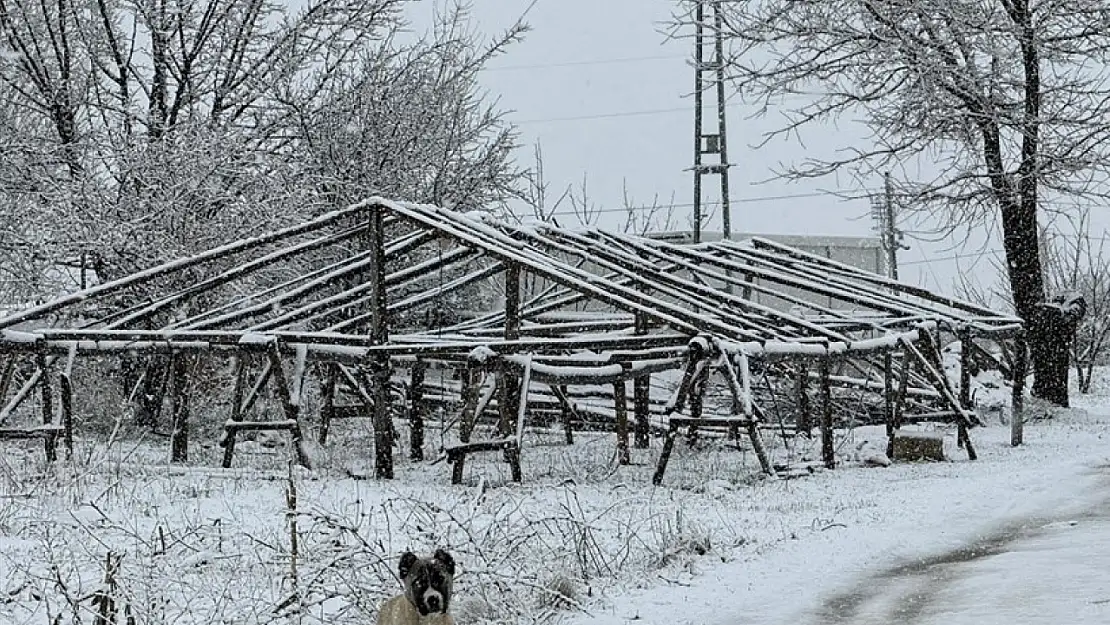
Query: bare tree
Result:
<box><xmin>674</xmin><ymin>0</ymin><xmax>1110</xmax><ymax>405</ymax></box>
<box><xmin>0</xmin><ymin>0</ymin><xmax>525</xmax><ymax>291</ymax></box>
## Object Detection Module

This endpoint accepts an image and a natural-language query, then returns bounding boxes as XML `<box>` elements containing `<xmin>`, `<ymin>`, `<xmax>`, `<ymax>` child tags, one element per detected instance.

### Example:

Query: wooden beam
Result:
<box><xmin>367</xmin><ymin>204</ymin><xmax>393</xmax><ymax>480</ymax></box>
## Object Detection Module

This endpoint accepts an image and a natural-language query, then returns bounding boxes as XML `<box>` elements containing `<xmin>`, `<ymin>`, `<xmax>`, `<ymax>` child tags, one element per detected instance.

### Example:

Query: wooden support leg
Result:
<box><xmin>458</xmin><ymin>366</ymin><xmax>481</xmax><ymax>444</ymax></box>
<box><xmin>221</xmin><ymin>355</ymin><xmax>249</xmax><ymax>469</ymax></box>
<box><xmin>0</xmin><ymin>356</ymin><xmax>15</xmax><ymax>409</ymax></box>
<box><xmin>267</xmin><ymin>343</ymin><xmax>312</xmax><ymax>470</ymax></box>
<box><xmin>1012</xmin><ymin>334</ymin><xmax>1028</xmax><ymax>447</ymax></box>
<box><xmin>60</xmin><ymin>374</ymin><xmax>74</xmax><ymax>460</ymax></box>
<box><xmin>883</xmin><ymin>352</ymin><xmax>895</xmax><ymax>457</ymax></box>
<box><xmin>907</xmin><ymin>334</ymin><xmax>978</xmax><ymax>461</ymax></box>
<box><xmin>555</xmin><ymin>384</ymin><xmax>575</xmax><ymax>445</ymax></box>
<box><xmin>408</xmin><ymin>361</ymin><xmax>427</xmax><ymax>461</ymax></box>
<box><xmin>366</xmin><ymin>358</ymin><xmax>394</xmax><ymax>479</ymax></box>
<box><xmin>508</xmin><ymin>444</ymin><xmax>522</xmax><ymax>483</ymax></box>
<box><xmin>686</xmin><ymin>369</ymin><xmax>708</xmax><ymax>447</ymax></box>
<box><xmin>633</xmin><ymin>374</ymin><xmax>650</xmax><ymax>448</ymax></box>
<box><xmin>653</xmin><ymin>424</ymin><xmax>680</xmax><ymax>486</ymax></box>
<box><xmin>318</xmin><ymin>363</ymin><xmax>337</xmax><ymax>446</ymax></box>
<box><xmin>795</xmin><ymin>364</ymin><xmax>811</xmax><ymax>436</ymax></box>
<box><xmin>168</xmin><ymin>353</ymin><xmax>191</xmax><ymax>463</ymax></box>
<box><xmin>36</xmin><ymin>351</ymin><xmax>55</xmax><ymax>463</ymax></box>
<box><xmin>886</xmin><ymin>351</ymin><xmax>913</xmax><ymax>461</ymax></box>
<box><xmin>819</xmin><ymin>358</ymin><xmax>835</xmax><ymax>469</ymax></box>
<box><xmin>614</xmin><ymin>379</ymin><xmax>630</xmax><ymax>465</ymax></box>
<box><xmin>451</xmin><ymin>453</ymin><xmax>466</xmax><ymax>485</ymax></box>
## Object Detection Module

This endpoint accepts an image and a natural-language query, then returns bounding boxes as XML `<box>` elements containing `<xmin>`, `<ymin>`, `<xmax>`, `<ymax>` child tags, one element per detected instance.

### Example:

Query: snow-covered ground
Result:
<box><xmin>2</xmin><ymin>370</ymin><xmax>1110</xmax><ymax>625</ymax></box>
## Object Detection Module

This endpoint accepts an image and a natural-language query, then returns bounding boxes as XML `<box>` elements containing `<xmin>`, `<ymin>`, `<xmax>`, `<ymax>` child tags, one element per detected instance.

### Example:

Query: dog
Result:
<box><xmin>376</xmin><ymin>549</ymin><xmax>457</xmax><ymax>625</ymax></box>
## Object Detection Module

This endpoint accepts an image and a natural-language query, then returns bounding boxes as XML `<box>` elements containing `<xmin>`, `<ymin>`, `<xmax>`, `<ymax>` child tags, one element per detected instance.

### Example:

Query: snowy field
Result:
<box><xmin>3</xmin><ymin>370</ymin><xmax>1110</xmax><ymax>625</ymax></box>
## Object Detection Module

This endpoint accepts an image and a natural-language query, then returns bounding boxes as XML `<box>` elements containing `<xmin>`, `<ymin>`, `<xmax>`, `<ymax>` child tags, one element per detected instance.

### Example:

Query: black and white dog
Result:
<box><xmin>376</xmin><ymin>549</ymin><xmax>457</xmax><ymax>625</ymax></box>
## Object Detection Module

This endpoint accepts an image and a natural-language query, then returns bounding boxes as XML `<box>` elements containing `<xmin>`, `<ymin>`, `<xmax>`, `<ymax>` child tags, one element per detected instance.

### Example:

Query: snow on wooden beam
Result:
<box><xmin>381</xmin><ymin>199</ymin><xmax>762</xmax><ymax>341</ymax></box>
<box><xmin>105</xmin><ymin>225</ymin><xmax>369</xmax><ymax>330</ymax></box>
<box><xmin>0</xmin><ymin>201</ymin><xmax>386</xmax><ymax>330</ymax></box>
<box><xmin>742</xmin><ymin>237</ymin><xmax>1022</xmax><ymax>325</ymax></box>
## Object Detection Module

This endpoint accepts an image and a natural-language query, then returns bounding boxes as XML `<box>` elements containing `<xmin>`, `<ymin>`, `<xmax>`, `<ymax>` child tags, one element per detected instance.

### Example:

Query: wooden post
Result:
<box><xmin>1012</xmin><ymin>333</ymin><xmax>1028</xmax><ymax>446</ymax></box>
<box><xmin>318</xmin><ymin>363</ymin><xmax>337</xmax><ymax>446</ymax></box>
<box><xmin>819</xmin><ymin>357</ymin><xmax>835</xmax><ymax>469</ymax></box>
<box><xmin>168</xmin><ymin>353</ymin><xmax>190</xmax><ymax>463</ymax></box>
<box><xmin>367</xmin><ymin>203</ymin><xmax>393</xmax><ymax>479</ymax></box>
<box><xmin>795</xmin><ymin>364</ymin><xmax>811</xmax><ymax>436</ymax></box>
<box><xmin>408</xmin><ymin>360</ymin><xmax>427</xmax><ymax>461</ymax></box>
<box><xmin>633</xmin><ymin>313</ymin><xmax>650</xmax><ymax>448</ymax></box>
<box><xmin>36</xmin><ymin>350</ymin><xmax>56</xmax><ymax>462</ymax></box>
<box><xmin>614</xmin><ymin>378</ymin><xmax>630</xmax><ymax>465</ymax></box>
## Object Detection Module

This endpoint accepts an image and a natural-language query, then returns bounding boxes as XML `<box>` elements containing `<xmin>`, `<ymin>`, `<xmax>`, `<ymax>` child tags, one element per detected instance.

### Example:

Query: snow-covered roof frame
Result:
<box><xmin>0</xmin><ymin>198</ymin><xmax>1020</xmax><ymax>356</ymax></box>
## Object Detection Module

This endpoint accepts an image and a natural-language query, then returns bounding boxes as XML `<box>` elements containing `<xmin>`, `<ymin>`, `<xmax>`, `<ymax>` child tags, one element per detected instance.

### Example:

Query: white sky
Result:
<box><xmin>404</xmin><ymin>0</ymin><xmax>1110</xmax><ymax>300</ymax></box>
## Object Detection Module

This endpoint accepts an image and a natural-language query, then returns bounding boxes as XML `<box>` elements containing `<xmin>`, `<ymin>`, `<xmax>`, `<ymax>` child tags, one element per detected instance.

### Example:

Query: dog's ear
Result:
<box><xmin>399</xmin><ymin>551</ymin><xmax>418</xmax><ymax>580</ymax></box>
<box><xmin>433</xmin><ymin>549</ymin><xmax>456</xmax><ymax>575</ymax></box>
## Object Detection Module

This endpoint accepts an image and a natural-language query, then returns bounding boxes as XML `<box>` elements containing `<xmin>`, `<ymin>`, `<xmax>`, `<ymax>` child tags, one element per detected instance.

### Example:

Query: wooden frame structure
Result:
<box><xmin>0</xmin><ymin>198</ymin><xmax>1024</xmax><ymax>483</ymax></box>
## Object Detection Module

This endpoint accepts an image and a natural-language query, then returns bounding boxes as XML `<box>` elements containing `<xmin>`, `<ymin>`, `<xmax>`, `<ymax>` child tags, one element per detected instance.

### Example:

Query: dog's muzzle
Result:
<box><xmin>423</xmin><ymin>590</ymin><xmax>444</xmax><ymax>613</ymax></box>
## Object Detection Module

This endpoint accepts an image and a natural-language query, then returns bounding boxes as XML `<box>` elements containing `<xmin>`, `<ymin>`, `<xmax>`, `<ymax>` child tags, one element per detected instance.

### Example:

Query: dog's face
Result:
<box><xmin>399</xmin><ymin>549</ymin><xmax>456</xmax><ymax>616</ymax></box>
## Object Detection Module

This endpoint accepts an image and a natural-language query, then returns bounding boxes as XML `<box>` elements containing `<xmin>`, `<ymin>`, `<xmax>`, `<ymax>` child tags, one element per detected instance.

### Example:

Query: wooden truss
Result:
<box><xmin>0</xmin><ymin>199</ymin><xmax>1026</xmax><ymax>480</ymax></box>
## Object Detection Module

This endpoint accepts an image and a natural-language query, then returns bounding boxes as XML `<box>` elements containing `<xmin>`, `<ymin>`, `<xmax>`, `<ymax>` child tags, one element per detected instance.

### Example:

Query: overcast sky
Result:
<box><xmin>403</xmin><ymin>0</ymin><xmax>1110</xmax><ymax>300</ymax></box>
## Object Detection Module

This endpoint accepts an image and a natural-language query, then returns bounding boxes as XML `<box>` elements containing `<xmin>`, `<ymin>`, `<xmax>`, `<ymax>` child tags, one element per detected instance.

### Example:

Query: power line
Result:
<box><xmin>485</xmin><ymin>53</ymin><xmax>686</xmax><ymax>72</ymax></box>
<box><xmin>516</xmin><ymin>106</ymin><xmax>690</xmax><ymax>124</ymax></box>
<box><xmin>544</xmin><ymin>189</ymin><xmax>880</xmax><ymax>218</ymax></box>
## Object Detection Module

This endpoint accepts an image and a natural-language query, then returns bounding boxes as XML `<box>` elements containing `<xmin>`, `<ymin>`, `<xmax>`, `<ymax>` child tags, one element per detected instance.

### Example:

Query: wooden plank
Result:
<box><xmin>633</xmin><ymin>312</ymin><xmax>650</xmax><ymax>449</ymax></box>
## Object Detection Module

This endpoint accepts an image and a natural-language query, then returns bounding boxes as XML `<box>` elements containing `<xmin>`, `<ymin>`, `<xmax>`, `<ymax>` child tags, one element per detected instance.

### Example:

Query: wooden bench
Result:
<box><xmin>652</xmin><ymin>417</ymin><xmax>754</xmax><ymax>486</ymax></box>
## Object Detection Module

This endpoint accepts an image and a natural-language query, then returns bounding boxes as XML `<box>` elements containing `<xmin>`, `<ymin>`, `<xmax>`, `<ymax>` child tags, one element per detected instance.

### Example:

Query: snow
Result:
<box><xmin>3</xmin><ymin>369</ymin><xmax>1110</xmax><ymax>624</ymax></box>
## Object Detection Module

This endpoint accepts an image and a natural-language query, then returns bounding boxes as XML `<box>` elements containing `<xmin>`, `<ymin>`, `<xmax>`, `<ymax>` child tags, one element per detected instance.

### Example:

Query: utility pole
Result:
<box><xmin>691</xmin><ymin>0</ymin><xmax>731</xmax><ymax>244</ymax></box>
<box><xmin>870</xmin><ymin>171</ymin><xmax>903</xmax><ymax>281</ymax></box>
